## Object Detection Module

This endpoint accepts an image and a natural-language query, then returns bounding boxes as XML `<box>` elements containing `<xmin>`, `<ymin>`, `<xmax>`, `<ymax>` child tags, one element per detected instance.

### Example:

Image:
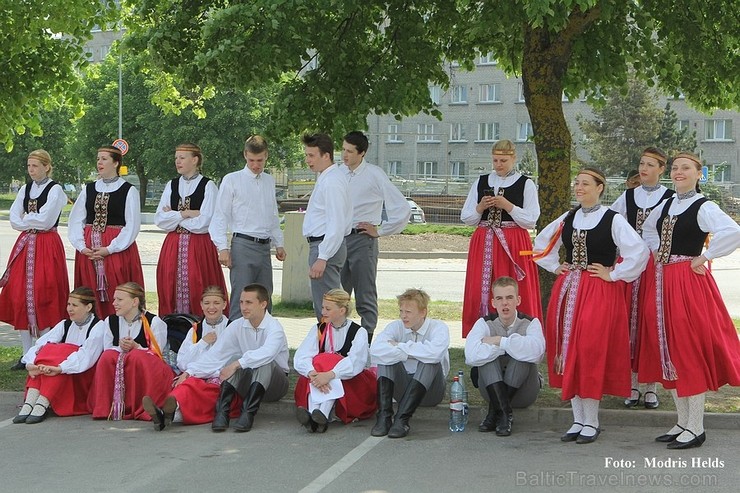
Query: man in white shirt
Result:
<box><xmin>184</xmin><ymin>283</ymin><xmax>289</xmax><ymax>432</ymax></box>
<box><xmin>209</xmin><ymin>135</ymin><xmax>286</xmax><ymax>320</ymax></box>
<box><xmin>370</xmin><ymin>289</ymin><xmax>450</xmax><ymax>438</ymax></box>
<box><xmin>464</xmin><ymin>276</ymin><xmax>545</xmax><ymax>436</ymax></box>
<box><xmin>340</xmin><ymin>131</ymin><xmax>411</xmax><ymax>342</ymax></box>
<box><xmin>302</xmin><ymin>133</ymin><xmax>352</xmax><ymax>321</ymax></box>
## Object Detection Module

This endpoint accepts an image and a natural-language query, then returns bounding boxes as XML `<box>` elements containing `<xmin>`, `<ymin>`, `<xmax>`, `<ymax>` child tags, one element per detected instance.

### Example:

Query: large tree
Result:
<box><xmin>0</xmin><ymin>1</ymin><xmax>116</xmax><ymax>150</ymax></box>
<box><xmin>126</xmin><ymin>0</ymin><xmax>739</xmax><ymax>229</ymax></box>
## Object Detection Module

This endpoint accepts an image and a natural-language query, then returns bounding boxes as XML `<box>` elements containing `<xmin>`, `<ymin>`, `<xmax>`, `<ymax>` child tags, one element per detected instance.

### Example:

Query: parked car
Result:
<box><xmin>407</xmin><ymin>198</ymin><xmax>426</xmax><ymax>224</ymax></box>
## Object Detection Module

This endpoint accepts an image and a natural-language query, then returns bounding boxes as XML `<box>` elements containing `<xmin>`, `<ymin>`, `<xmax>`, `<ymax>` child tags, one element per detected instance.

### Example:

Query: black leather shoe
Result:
<box><xmin>667</xmin><ymin>430</ymin><xmax>706</xmax><ymax>450</ymax></box>
<box><xmin>10</xmin><ymin>358</ymin><xmax>25</xmax><ymax>371</ymax></box>
<box><xmin>655</xmin><ymin>425</ymin><xmax>684</xmax><ymax>442</ymax></box>
<box><xmin>142</xmin><ymin>396</ymin><xmax>165</xmax><ymax>431</ymax></box>
<box><xmin>13</xmin><ymin>403</ymin><xmax>33</xmax><ymax>424</ymax></box>
<box><xmin>25</xmin><ymin>405</ymin><xmax>48</xmax><ymax>425</ymax></box>
<box><xmin>623</xmin><ymin>389</ymin><xmax>641</xmax><ymax>408</ymax></box>
<box><xmin>296</xmin><ymin>407</ymin><xmax>317</xmax><ymax>432</ymax></box>
<box><xmin>162</xmin><ymin>396</ymin><xmax>177</xmax><ymax>428</ymax></box>
<box><xmin>576</xmin><ymin>425</ymin><xmax>600</xmax><ymax>444</ymax></box>
<box><xmin>311</xmin><ymin>409</ymin><xmax>328</xmax><ymax>434</ymax></box>
<box><xmin>560</xmin><ymin>422</ymin><xmax>583</xmax><ymax>442</ymax></box>
<box><xmin>643</xmin><ymin>391</ymin><xmax>659</xmax><ymax>409</ymax></box>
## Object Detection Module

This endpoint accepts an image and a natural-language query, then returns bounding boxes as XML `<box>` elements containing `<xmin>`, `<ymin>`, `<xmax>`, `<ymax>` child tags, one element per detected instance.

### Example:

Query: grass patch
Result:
<box><xmin>402</xmin><ymin>224</ymin><xmax>474</xmax><ymax>236</ymax></box>
<box><xmin>0</xmin><ymin>347</ymin><xmax>28</xmax><ymax>391</ymax></box>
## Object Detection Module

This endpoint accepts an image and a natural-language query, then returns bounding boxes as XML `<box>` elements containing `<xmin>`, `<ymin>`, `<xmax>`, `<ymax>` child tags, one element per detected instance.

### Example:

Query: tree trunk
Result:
<box><xmin>135</xmin><ymin>162</ymin><xmax>148</xmax><ymax>209</ymax></box>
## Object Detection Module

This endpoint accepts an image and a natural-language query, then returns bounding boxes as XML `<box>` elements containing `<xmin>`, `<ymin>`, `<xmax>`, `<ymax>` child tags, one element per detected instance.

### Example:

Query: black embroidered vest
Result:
<box><xmin>563</xmin><ymin>209</ymin><xmax>618</xmax><ymax>268</ymax></box>
<box><xmin>625</xmin><ymin>187</ymin><xmax>674</xmax><ymax>235</ymax></box>
<box><xmin>24</xmin><ymin>181</ymin><xmax>61</xmax><ymax>228</ymax></box>
<box><xmin>318</xmin><ymin>321</ymin><xmax>362</xmax><ymax>357</ymax></box>
<box><xmin>108</xmin><ymin>312</ymin><xmax>156</xmax><ymax>347</ymax></box>
<box><xmin>655</xmin><ymin>197</ymin><xmax>708</xmax><ymax>262</ymax></box>
<box><xmin>476</xmin><ymin>174</ymin><xmax>528</xmax><ymax>223</ymax></box>
<box><xmin>61</xmin><ymin>316</ymin><xmax>100</xmax><ymax>343</ymax></box>
<box><xmin>84</xmin><ymin>181</ymin><xmax>132</xmax><ymax>226</ymax></box>
<box><xmin>169</xmin><ymin>176</ymin><xmax>210</xmax><ymax>211</ymax></box>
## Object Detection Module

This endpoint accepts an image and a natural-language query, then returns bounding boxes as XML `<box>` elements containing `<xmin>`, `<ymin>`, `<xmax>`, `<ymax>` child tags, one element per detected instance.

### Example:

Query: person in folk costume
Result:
<box><xmin>624</xmin><ymin>169</ymin><xmax>641</xmax><ymax>190</ymax></box>
<box><xmin>533</xmin><ymin>167</ymin><xmax>648</xmax><ymax>444</ymax></box>
<box><xmin>13</xmin><ymin>287</ymin><xmax>103</xmax><ymax>424</ymax></box>
<box><xmin>370</xmin><ymin>289</ymin><xmax>450</xmax><ymax>439</ymax></box>
<box><xmin>155</xmin><ymin>144</ymin><xmax>228</xmax><ymax>318</ymax></box>
<box><xmin>460</xmin><ymin>139</ymin><xmax>542</xmax><ymax>338</ymax></box>
<box><xmin>85</xmin><ymin>282</ymin><xmax>173</xmax><ymax>420</ymax></box>
<box><xmin>0</xmin><ymin>149</ymin><xmax>69</xmax><ymax>369</ymax></box>
<box><xmin>640</xmin><ymin>152</ymin><xmax>740</xmax><ymax>449</ymax></box>
<box><xmin>68</xmin><ymin>146</ymin><xmax>145</xmax><ymax>319</ymax></box>
<box><xmin>464</xmin><ymin>276</ymin><xmax>545</xmax><ymax>437</ymax></box>
<box><xmin>294</xmin><ymin>289</ymin><xmax>376</xmax><ymax>433</ymax></box>
<box><xmin>180</xmin><ymin>284</ymin><xmax>289</xmax><ymax>433</ymax></box>
<box><xmin>141</xmin><ymin>286</ymin><xmax>230</xmax><ymax>430</ymax></box>
<box><xmin>610</xmin><ymin>147</ymin><xmax>675</xmax><ymax>410</ymax></box>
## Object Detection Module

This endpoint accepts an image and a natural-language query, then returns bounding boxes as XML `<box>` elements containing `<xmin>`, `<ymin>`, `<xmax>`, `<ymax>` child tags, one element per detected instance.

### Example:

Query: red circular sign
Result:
<box><xmin>112</xmin><ymin>138</ymin><xmax>129</xmax><ymax>155</ymax></box>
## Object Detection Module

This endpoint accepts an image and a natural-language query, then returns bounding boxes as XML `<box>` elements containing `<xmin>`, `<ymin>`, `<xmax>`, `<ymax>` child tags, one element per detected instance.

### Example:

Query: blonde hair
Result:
<box><xmin>323</xmin><ymin>289</ymin><xmax>352</xmax><ymax>316</ymax></box>
<box><xmin>28</xmin><ymin>149</ymin><xmax>52</xmax><ymax>176</ymax></box>
<box><xmin>397</xmin><ymin>288</ymin><xmax>430</xmax><ymax>311</ymax></box>
<box><xmin>492</xmin><ymin>276</ymin><xmax>519</xmax><ymax>295</ymax></box>
<box><xmin>116</xmin><ymin>282</ymin><xmax>146</xmax><ymax>310</ymax></box>
<box><xmin>201</xmin><ymin>285</ymin><xmax>227</xmax><ymax>301</ymax></box>
<box><xmin>492</xmin><ymin>139</ymin><xmax>516</xmax><ymax>156</ymax></box>
<box><xmin>176</xmin><ymin>143</ymin><xmax>203</xmax><ymax>169</ymax></box>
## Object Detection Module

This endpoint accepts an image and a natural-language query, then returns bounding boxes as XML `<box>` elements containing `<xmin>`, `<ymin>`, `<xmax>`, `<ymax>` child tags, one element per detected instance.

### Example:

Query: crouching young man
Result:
<box><xmin>369</xmin><ymin>289</ymin><xmax>450</xmax><ymax>438</ymax></box>
<box><xmin>464</xmin><ymin>276</ymin><xmax>545</xmax><ymax>436</ymax></box>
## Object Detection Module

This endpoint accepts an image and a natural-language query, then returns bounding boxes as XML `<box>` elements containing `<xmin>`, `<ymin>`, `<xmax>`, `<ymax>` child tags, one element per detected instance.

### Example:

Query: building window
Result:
<box><xmin>417</xmin><ymin>123</ymin><xmax>438</xmax><ymax>142</ymax></box>
<box><xmin>708</xmin><ymin>163</ymin><xmax>730</xmax><ymax>182</ymax></box>
<box><xmin>478</xmin><ymin>52</ymin><xmax>496</xmax><ymax>65</ymax></box>
<box><xmin>387</xmin><ymin>160</ymin><xmax>402</xmax><ymax>176</ymax></box>
<box><xmin>479</xmin><ymin>83</ymin><xmax>501</xmax><ymax>103</ymax></box>
<box><xmin>387</xmin><ymin>124</ymin><xmax>402</xmax><ymax>143</ymax></box>
<box><xmin>100</xmin><ymin>45</ymin><xmax>110</xmax><ymax>59</ymax></box>
<box><xmin>517</xmin><ymin>82</ymin><xmax>526</xmax><ymax>103</ymax></box>
<box><xmin>449</xmin><ymin>123</ymin><xmax>467</xmax><ymax>142</ymax></box>
<box><xmin>678</xmin><ymin>120</ymin><xmax>690</xmax><ymax>132</ymax></box>
<box><xmin>450</xmin><ymin>161</ymin><xmax>465</xmax><ymax>178</ymax></box>
<box><xmin>429</xmin><ymin>86</ymin><xmax>442</xmax><ymax>105</ymax></box>
<box><xmin>705</xmin><ymin>119</ymin><xmax>733</xmax><ymax>141</ymax></box>
<box><xmin>417</xmin><ymin>161</ymin><xmax>438</xmax><ymax>178</ymax></box>
<box><xmin>478</xmin><ymin>122</ymin><xmax>499</xmax><ymax>142</ymax></box>
<box><xmin>450</xmin><ymin>85</ymin><xmax>468</xmax><ymax>104</ymax></box>
<box><xmin>516</xmin><ymin>122</ymin><xmax>533</xmax><ymax>142</ymax></box>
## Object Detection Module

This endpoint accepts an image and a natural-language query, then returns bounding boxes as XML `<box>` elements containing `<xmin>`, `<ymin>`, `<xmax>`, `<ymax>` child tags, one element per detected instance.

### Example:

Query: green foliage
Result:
<box><xmin>657</xmin><ymin>102</ymin><xmax>697</xmax><ymax>155</ymax></box>
<box><xmin>0</xmin><ymin>1</ymin><xmax>118</xmax><ymax>150</ymax></box>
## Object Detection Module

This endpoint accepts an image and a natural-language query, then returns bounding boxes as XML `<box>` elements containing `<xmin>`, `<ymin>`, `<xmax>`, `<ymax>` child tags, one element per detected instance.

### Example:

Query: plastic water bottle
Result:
<box><xmin>449</xmin><ymin>376</ymin><xmax>465</xmax><ymax>432</ymax></box>
<box><xmin>457</xmin><ymin>370</ymin><xmax>469</xmax><ymax>426</ymax></box>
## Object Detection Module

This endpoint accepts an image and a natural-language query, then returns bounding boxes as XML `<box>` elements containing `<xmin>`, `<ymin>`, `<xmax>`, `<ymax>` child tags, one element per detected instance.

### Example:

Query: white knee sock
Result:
<box><xmin>318</xmin><ymin>400</ymin><xmax>334</xmax><ymax>420</ymax></box>
<box><xmin>580</xmin><ymin>398</ymin><xmax>600</xmax><ymax>437</ymax></box>
<box><xmin>665</xmin><ymin>389</ymin><xmax>688</xmax><ymax>435</ymax></box>
<box><xmin>30</xmin><ymin>395</ymin><xmax>50</xmax><ymax>416</ymax></box>
<box><xmin>18</xmin><ymin>388</ymin><xmax>41</xmax><ymax>416</ymax></box>
<box><xmin>20</xmin><ymin>330</ymin><xmax>33</xmax><ymax>353</ymax></box>
<box><xmin>644</xmin><ymin>382</ymin><xmax>658</xmax><ymax>403</ymax></box>
<box><xmin>567</xmin><ymin>396</ymin><xmax>584</xmax><ymax>434</ymax></box>
<box><xmin>173</xmin><ymin>407</ymin><xmax>183</xmax><ymax>423</ymax></box>
<box><xmin>675</xmin><ymin>393</ymin><xmax>705</xmax><ymax>442</ymax></box>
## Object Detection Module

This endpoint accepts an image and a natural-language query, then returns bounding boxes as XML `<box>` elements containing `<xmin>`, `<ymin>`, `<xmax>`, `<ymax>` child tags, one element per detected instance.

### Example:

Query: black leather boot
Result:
<box><xmin>212</xmin><ymin>381</ymin><xmax>237</xmax><ymax>432</ymax></box>
<box><xmin>371</xmin><ymin>377</ymin><xmax>395</xmax><ymax>437</ymax></box>
<box><xmin>491</xmin><ymin>382</ymin><xmax>513</xmax><ymax>436</ymax></box>
<box><xmin>387</xmin><ymin>379</ymin><xmax>427</xmax><ymax>439</ymax></box>
<box><xmin>233</xmin><ymin>382</ymin><xmax>265</xmax><ymax>432</ymax></box>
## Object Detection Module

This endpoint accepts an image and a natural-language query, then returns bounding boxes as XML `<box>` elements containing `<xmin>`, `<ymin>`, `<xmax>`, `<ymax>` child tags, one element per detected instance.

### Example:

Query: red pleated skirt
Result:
<box><xmin>73</xmin><ymin>225</ymin><xmax>145</xmax><ymax>319</ymax></box>
<box><xmin>88</xmin><ymin>349</ymin><xmax>174</xmax><ymax>420</ymax></box>
<box><xmin>462</xmin><ymin>226</ymin><xmax>542</xmax><ymax>337</ymax></box>
<box><xmin>169</xmin><ymin>377</ymin><xmax>243</xmax><ymax>425</ymax></box>
<box><xmin>546</xmin><ymin>271</ymin><xmax>631</xmax><ymax>400</ymax></box>
<box><xmin>155</xmin><ymin>231</ymin><xmax>229</xmax><ymax>317</ymax></box>
<box><xmin>638</xmin><ymin>260</ymin><xmax>740</xmax><ymax>396</ymax></box>
<box><xmin>25</xmin><ymin>343</ymin><xmax>95</xmax><ymax>416</ymax></box>
<box><xmin>294</xmin><ymin>352</ymin><xmax>377</xmax><ymax>424</ymax></box>
<box><xmin>0</xmin><ymin>230</ymin><xmax>68</xmax><ymax>330</ymax></box>
<box><xmin>629</xmin><ymin>255</ymin><xmax>661</xmax><ymax>375</ymax></box>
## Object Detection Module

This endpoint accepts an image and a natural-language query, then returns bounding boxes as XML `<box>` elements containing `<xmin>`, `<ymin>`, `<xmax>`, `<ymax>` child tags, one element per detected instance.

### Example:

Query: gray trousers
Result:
<box><xmin>226</xmin><ymin>362</ymin><xmax>289</xmax><ymax>402</ymax></box>
<box><xmin>229</xmin><ymin>238</ymin><xmax>273</xmax><ymax>320</ymax></box>
<box><xmin>341</xmin><ymin>233</ymin><xmax>379</xmax><ymax>334</ymax></box>
<box><xmin>308</xmin><ymin>240</ymin><xmax>347</xmax><ymax>321</ymax></box>
<box><xmin>476</xmin><ymin>356</ymin><xmax>540</xmax><ymax>408</ymax></box>
<box><xmin>377</xmin><ymin>362</ymin><xmax>446</xmax><ymax>407</ymax></box>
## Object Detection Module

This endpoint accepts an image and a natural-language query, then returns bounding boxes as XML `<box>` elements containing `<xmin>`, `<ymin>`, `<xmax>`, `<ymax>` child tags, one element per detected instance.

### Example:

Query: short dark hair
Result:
<box><xmin>343</xmin><ymin>131</ymin><xmax>369</xmax><ymax>154</ymax></box>
<box><xmin>244</xmin><ymin>135</ymin><xmax>268</xmax><ymax>154</ymax></box>
<box><xmin>302</xmin><ymin>133</ymin><xmax>333</xmax><ymax>158</ymax></box>
<box><xmin>243</xmin><ymin>283</ymin><xmax>269</xmax><ymax>303</ymax></box>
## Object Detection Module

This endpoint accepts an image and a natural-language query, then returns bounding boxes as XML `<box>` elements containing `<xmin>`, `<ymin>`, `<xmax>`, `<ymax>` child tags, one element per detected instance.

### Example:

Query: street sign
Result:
<box><xmin>112</xmin><ymin>138</ymin><xmax>129</xmax><ymax>156</ymax></box>
<box><xmin>700</xmin><ymin>165</ymin><xmax>708</xmax><ymax>183</ymax></box>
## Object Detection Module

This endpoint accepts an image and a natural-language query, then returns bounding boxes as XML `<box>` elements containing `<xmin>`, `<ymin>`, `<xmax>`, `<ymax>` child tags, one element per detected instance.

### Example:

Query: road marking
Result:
<box><xmin>0</xmin><ymin>418</ymin><xmax>14</xmax><ymax>429</ymax></box>
<box><xmin>299</xmin><ymin>436</ymin><xmax>385</xmax><ymax>493</ymax></box>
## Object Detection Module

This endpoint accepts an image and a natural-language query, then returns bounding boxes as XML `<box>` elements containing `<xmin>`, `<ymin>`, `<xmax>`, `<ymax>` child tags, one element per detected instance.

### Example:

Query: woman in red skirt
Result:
<box><xmin>461</xmin><ymin>140</ymin><xmax>541</xmax><ymax>337</ymax></box>
<box><xmin>534</xmin><ymin>167</ymin><xmax>648</xmax><ymax>444</ymax></box>
<box><xmin>640</xmin><ymin>152</ymin><xmax>740</xmax><ymax>449</ymax></box>
<box><xmin>68</xmin><ymin>146</ymin><xmax>144</xmax><ymax>318</ymax></box>
<box><xmin>0</xmin><ymin>150</ymin><xmax>69</xmax><ymax>365</ymax></box>
<box><xmin>610</xmin><ymin>147</ymin><xmax>674</xmax><ymax>409</ymax></box>
<box><xmin>294</xmin><ymin>289</ymin><xmax>376</xmax><ymax>433</ymax></box>
<box><xmin>142</xmin><ymin>286</ymin><xmax>231</xmax><ymax>430</ymax></box>
<box><xmin>14</xmin><ymin>287</ymin><xmax>102</xmax><ymax>423</ymax></box>
<box><xmin>86</xmin><ymin>282</ymin><xmax>174</xmax><ymax>421</ymax></box>
<box><xmin>154</xmin><ymin>144</ymin><xmax>228</xmax><ymax>317</ymax></box>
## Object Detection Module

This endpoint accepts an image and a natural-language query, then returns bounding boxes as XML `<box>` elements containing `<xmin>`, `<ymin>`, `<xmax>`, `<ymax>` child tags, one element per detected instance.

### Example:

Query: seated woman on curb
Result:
<box><xmin>294</xmin><ymin>289</ymin><xmax>376</xmax><ymax>433</ymax></box>
<box><xmin>81</xmin><ymin>282</ymin><xmax>174</xmax><ymax>420</ymax></box>
<box><xmin>142</xmin><ymin>286</ymin><xmax>230</xmax><ymax>430</ymax></box>
<box><xmin>14</xmin><ymin>287</ymin><xmax>103</xmax><ymax>424</ymax></box>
